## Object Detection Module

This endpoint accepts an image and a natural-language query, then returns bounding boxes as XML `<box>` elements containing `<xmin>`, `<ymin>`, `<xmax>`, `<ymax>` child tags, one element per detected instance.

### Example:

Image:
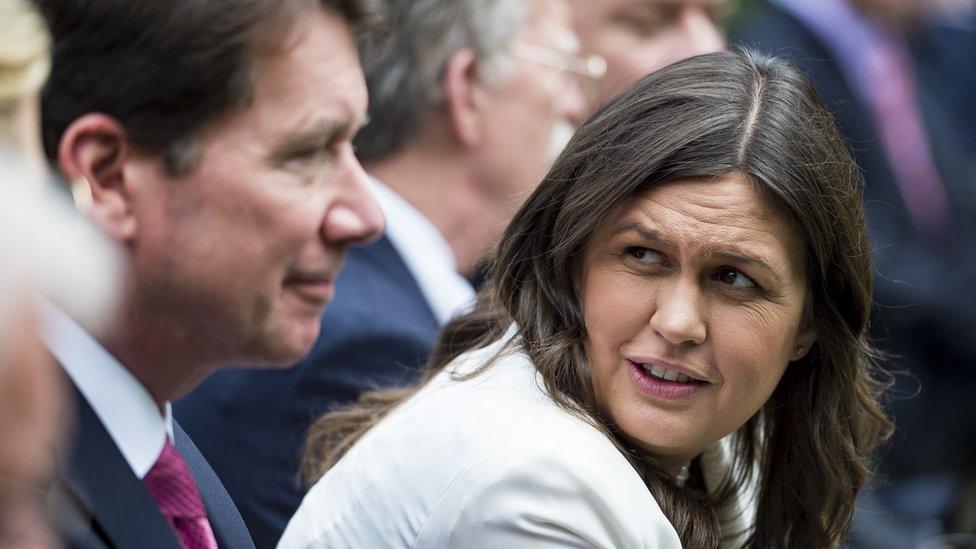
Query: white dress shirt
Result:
<box><xmin>368</xmin><ymin>177</ymin><xmax>475</xmax><ymax>325</ymax></box>
<box><xmin>279</xmin><ymin>328</ymin><xmax>686</xmax><ymax>548</ymax></box>
<box><xmin>42</xmin><ymin>303</ymin><xmax>173</xmax><ymax>479</ymax></box>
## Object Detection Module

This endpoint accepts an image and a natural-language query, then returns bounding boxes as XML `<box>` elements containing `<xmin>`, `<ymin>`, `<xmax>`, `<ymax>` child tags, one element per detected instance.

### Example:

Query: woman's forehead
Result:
<box><xmin>595</xmin><ymin>175</ymin><xmax>807</xmax><ymax>269</ymax></box>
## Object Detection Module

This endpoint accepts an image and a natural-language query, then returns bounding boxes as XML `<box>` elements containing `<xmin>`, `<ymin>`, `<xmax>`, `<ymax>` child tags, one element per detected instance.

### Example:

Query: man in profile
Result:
<box><xmin>37</xmin><ymin>0</ymin><xmax>385</xmax><ymax>547</ymax></box>
<box><xmin>177</xmin><ymin>0</ymin><xmax>591</xmax><ymax>545</ymax></box>
<box><xmin>568</xmin><ymin>0</ymin><xmax>726</xmax><ymax>107</ymax></box>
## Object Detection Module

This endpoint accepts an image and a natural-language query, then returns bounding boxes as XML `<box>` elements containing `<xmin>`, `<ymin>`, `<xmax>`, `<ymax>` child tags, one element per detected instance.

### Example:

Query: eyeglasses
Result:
<box><xmin>508</xmin><ymin>40</ymin><xmax>607</xmax><ymax>100</ymax></box>
<box><xmin>510</xmin><ymin>41</ymin><xmax>607</xmax><ymax>81</ymax></box>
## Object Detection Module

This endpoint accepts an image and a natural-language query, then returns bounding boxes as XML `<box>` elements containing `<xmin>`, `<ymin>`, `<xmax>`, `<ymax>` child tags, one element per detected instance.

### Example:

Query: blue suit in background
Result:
<box><xmin>176</xmin><ymin>236</ymin><xmax>439</xmax><ymax>548</ymax></box>
<box><xmin>732</xmin><ymin>2</ymin><xmax>976</xmax><ymax>545</ymax></box>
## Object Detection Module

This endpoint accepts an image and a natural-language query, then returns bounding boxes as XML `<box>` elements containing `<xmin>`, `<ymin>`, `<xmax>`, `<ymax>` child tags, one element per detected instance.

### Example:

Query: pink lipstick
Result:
<box><xmin>627</xmin><ymin>360</ymin><xmax>709</xmax><ymax>400</ymax></box>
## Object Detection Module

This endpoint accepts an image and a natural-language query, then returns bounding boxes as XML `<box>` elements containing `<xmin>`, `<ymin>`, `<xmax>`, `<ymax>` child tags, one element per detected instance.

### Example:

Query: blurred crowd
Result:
<box><xmin>0</xmin><ymin>0</ymin><xmax>973</xmax><ymax>547</ymax></box>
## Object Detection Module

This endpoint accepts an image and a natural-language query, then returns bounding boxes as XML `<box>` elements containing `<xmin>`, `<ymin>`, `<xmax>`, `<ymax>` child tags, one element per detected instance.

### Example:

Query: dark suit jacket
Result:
<box><xmin>51</xmin><ymin>385</ymin><xmax>255</xmax><ymax>549</ymax></box>
<box><xmin>176</xmin><ymin>236</ymin><xmax>440</xmax><ymax>548</ymax></box>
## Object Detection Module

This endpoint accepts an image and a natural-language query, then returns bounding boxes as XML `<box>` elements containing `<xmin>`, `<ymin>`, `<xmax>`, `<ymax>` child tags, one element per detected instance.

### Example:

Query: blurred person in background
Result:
<box><xmin>0</xmin><ymin>0</ymin><xmax>121</xmax><ymax>546</ymax></box>
<box><xmin>0</xmin><ymin>0</ymin><xmax>47</xmax><ymax>183</ymax></box>
<box><xmin>567</xmin><ymin>0</ymin><xmax>727</xmax><ymax>108</ymax></box>
<box><xmin>36</xmin><ymin>0</ymin><xmax>386</xmax><ymax>547</ymax></box>
<box><xmin>733</xmin><ymin>0</ymin><xmax>976</xmax><ymax>546</ymax></box>
<box><xmin>177</xmin><ymin>0</ymin><xmax>592</xmax><ymax>545</ymax></box>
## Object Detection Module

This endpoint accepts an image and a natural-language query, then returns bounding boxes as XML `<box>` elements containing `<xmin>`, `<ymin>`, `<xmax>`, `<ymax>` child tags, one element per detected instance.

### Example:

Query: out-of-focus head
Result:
<box><xmin>473</xmin><ymin>0</ymin><xmax>591</xmax><ymax>228</ymax></box>
<box><xmin>1</xmin><ymin>2</ymin><xmax>121</xmax><ymax>545</ymax></box>
<box><xmin>354</xmin><ymin>0</ymin><xmax>590</xmax><ymax>263</ymax></box>
<box><xmin>0</xmin><ymin>0</ymin><xmax>50</xmax><ymax>185</ymax></box>
<box><xmin>491</xmin><ymin>49</ymin><xmax>890</xmax><ymax>545</ymax></box>
<box><xmin>38</xmin><ymin>0</ymin><xmax>388</xmax><ymax>368</ymax></box>
<box><xmin>0</xmin><ymin>3</ymin><xmax>58</xmax><ymax>546</ymax></box>
<box><xmin>567</xmin><ymin>0</ymin><xmax>726</xmax><ymax>108</ymax></box>
<box><xmin>353</xmin><ymin>0</ymin><xmax>529</xmax><ymax>163</ymax></box>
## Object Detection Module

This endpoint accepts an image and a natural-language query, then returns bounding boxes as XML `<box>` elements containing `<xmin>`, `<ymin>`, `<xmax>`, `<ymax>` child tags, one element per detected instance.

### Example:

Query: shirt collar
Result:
<box><xmin>368</xmin><ymin>176</ymin><xmax>475</xmax><ymax>325</ymax></box>
<box><xmin>40</xmin><ymin>302</ymin><xmax>173</xmax><ymax>478</ymax></box>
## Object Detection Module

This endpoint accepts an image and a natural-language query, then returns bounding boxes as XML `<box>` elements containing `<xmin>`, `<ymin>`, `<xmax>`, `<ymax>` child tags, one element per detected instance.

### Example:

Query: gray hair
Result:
<box><xmin>354</xmin><ymin>0</ymin><xmax>528</xmax><ymax>162</ymax></box>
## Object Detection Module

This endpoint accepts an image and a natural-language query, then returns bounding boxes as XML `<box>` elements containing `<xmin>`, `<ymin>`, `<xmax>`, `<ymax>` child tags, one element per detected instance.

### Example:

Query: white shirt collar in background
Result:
<box><xmin>368</xmin><ymin>176</ymin><xmax>476</xmax><ymax>325</ymax></box>
<box><xmin>41</xmin><ymin>302</ymin><xmax>173</xmax><ymax>479</ymax></box>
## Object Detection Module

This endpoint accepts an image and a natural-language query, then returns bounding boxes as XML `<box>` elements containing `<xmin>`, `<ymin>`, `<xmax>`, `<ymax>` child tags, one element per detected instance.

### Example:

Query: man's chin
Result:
<box><xmin>242</xmin><ymin>320</ymin><xmax>322</xmax><ymax>369</ymax></box>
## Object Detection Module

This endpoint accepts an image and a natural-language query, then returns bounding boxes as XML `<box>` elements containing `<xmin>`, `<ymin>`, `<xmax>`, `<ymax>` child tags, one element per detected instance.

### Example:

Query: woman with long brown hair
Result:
<box><xmin>281</xmin><ymin>49</ymin><xmax>892</xmax><ymax>548</ymax></box>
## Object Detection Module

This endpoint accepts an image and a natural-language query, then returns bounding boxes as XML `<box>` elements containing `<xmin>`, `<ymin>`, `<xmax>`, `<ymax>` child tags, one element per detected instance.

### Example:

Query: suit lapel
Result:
<box><xmin>175</xmin><ymin>422</ymin><xmax>256</xmax><ymax>549</ymax></box>
<box><xmin>60</xmin><ymin>387</ymin><xmax>182</xmax><ymax>549</ymax></box>
<box><xmin>357</xmin><ymin>235</ymin><xmax>439</xmax><ymax>328</ymax></box>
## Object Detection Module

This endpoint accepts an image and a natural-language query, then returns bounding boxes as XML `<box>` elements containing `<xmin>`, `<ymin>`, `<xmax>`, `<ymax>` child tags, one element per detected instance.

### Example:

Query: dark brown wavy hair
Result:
<box><xmin>303</xmin><ymin>49</ymin><xmax>893</xmax><ymax>548</ymax></box>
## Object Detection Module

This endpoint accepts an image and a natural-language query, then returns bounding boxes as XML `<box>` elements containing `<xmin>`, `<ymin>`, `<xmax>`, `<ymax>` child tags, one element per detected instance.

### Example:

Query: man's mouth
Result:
<box><xmin>283</xmin><ymin>275</ymin><xmax>335</xmax><ymax>304</ymax></box>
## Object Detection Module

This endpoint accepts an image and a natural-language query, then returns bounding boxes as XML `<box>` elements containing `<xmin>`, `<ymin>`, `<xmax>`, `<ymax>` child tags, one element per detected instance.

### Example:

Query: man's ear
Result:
<box><xmin>791</xmin><ymin>326</ymin><xmax>818</xmax><ymax>362</ymax></box>
<box><xmin>57</xmin><ymin>113</ymin><xmax>138</xmax><ymax>243</ymax></box>
<box><xmin>442</xmin><ymin>48</ymin><xmax>488</xmax><ymax>147</ymax></box>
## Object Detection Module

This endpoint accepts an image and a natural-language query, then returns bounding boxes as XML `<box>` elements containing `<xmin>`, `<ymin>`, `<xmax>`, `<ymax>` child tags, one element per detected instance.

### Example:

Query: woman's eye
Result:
<box><xmin>626</xmin><ymin>247</ymin><xmax>664</xmax><ymax>265</ymax></box>
<box><xmin>714</xmin><ymin>267</ymin><xmax>758</xmax><ymax>290</ymax></box>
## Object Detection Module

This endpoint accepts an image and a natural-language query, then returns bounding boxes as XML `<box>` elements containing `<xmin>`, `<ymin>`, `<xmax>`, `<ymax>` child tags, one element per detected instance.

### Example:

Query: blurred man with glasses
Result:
<box><xmin>569</xmin><ymin>0</ymin><xmax>727</xmax><ymax>108</ymax></box>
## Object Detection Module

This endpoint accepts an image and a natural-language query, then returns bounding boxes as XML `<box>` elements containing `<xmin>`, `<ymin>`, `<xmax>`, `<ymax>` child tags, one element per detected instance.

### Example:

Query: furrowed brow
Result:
<box><xmin>610</xmin><ymin>222</ymin><xmax>678</xmax><ymax>248</ymax></box>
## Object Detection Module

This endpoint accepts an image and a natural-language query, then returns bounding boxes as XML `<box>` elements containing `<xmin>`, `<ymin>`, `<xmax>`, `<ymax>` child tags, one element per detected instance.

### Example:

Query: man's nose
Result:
<box><xmin>322</xmin><ymin>155</ymin><xmax>385</xmax><ymax>246</ymax></box>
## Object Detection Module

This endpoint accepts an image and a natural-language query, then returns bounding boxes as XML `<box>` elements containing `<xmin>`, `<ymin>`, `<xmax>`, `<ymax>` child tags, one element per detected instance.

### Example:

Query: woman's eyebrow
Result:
<box><xmin>610</xmin><ymin>222</ymin><xmax>677</xmax><ymax>247</ymax></box>
<box><xmin>611</xmin><ymin>221</ymin><xmax>787</xmax><ymax>281</ymax></box>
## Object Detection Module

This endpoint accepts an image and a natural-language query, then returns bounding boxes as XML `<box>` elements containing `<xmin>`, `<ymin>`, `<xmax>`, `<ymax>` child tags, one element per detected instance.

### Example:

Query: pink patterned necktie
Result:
<box><xmin>142</xmin><ymin>440</ymin><xmax>219</xmax><ymax>549</ymax></box>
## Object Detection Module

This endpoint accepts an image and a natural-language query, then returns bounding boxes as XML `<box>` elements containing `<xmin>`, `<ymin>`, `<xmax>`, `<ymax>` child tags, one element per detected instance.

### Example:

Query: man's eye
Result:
<box><xmin>621</xmin><ymin>16</ymin><xmax>664</xmax><ymax>35</ymax></box>
<box><xmin>294</xmin><ymin>147</ymin><xmax>329</xmax><ymax>160</ymax></box>
<box><xmin>283</xmin><ymin>145</ymin><xmax>340</xmax><ymax>169</ymax></box>
<box><xmin>714</xmin><ymin>267</ymin><xmax>758</xmax><ymax>290</ymax></box>
<box><xmin>626</xmin><ymin>246</ymin><xmax>665</xmax><ymax>265</ymax></box>
<box><xmin>617</xmin><ymin>8</ymin><xmax>675</xmax><ymax>36</ymax></box>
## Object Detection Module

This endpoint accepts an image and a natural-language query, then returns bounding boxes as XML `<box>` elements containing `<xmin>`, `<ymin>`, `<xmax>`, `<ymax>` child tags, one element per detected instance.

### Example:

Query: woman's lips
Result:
<box><xmin>627</xmin><ymin>360</ymin><xmax>709</xmax><ymax>401</ymax></box>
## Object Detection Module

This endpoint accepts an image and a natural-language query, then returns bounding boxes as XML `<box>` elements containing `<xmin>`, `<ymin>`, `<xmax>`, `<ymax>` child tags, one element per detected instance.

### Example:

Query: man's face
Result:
<box><xmin>128</xmin><ymin>9</ymin><xmax>383</xmax><ymax>367</ymax></box>
<box><xmin>569</xmin><ymin>0</ymin><xmax>725</xmax><ymax>107</ymax></box>
<box><xmin>473</xmin><ymin>0</ymin><xmax>588</xmax><ymax>246</ymax></box>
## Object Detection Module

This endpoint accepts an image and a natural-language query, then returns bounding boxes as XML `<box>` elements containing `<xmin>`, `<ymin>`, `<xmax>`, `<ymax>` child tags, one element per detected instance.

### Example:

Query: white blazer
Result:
<box><xmin>280</xmin><ymin>330</ymin><xmax>747</xmax><ymax>548</ymax></box>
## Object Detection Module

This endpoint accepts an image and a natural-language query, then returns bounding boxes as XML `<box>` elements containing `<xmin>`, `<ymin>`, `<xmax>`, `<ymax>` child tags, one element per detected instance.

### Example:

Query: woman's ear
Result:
<box><xmin>57</xmin><ymin>113</ymin><xmax>138</xmax><ymax>243</ymax></box>
<box><xmin>791</xmin><ymin>327</ymin><xmax>818</xmax><ymax>362</ymax></box>
<box><xmin>442</xmin><ymin>48</ymin><xmax>488</xmax><ymax>147</ymax></box>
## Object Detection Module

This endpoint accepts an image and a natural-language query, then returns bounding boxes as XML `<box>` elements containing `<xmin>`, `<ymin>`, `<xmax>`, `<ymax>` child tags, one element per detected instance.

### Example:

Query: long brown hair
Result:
<box><xmin>304</xmin><ymin>49</ymin><xmax>893</xmax><ymax>548</ymax></box>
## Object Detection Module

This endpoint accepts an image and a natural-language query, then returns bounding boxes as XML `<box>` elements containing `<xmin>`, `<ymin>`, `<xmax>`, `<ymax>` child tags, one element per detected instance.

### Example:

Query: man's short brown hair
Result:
<box><xmin>37</xmin><ymin>0</ymin><xmax>384</xmax><ymax>175</ymax></box>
